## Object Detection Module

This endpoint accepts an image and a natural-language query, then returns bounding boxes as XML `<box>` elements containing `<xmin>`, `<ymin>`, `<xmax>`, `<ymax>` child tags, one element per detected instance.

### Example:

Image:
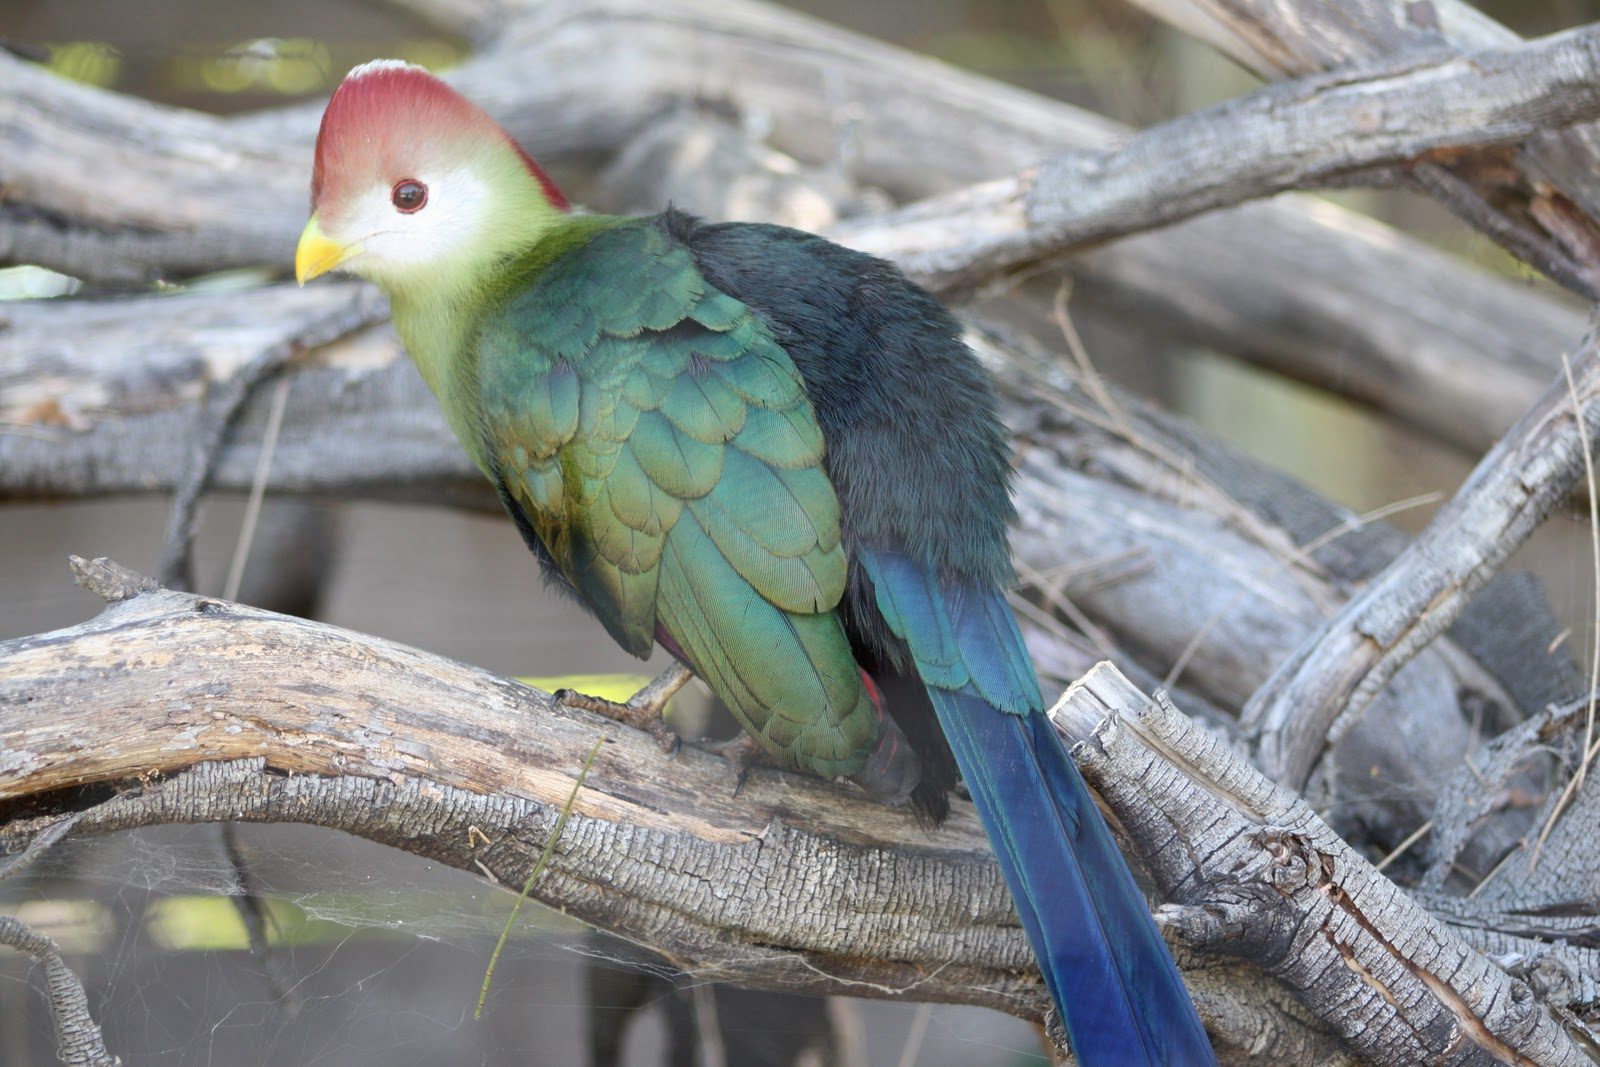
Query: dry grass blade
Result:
<box><xmin>476</xmin><ymin>735</ymin><xmax>606</xmax><ymax>1019</ymax></box>
<box><xmin>1163</xmin><ymin>491</ymin><xmax>1445</xmax><ymax>691</ymax></box>
<box><xmin>1052</xmin><ymin>281</ymin><xmax>1132</xmax><ymax>438</ymax></box>
<box><xmin>223</xmin><ymin>373</ymin><xmax>293</xmax><ymax>602</ymax></box>
<box><xmin>1374</xmin><ymin>819</ymin><xmax>1433</xmax><ymax>873</ymax></box>
<box><xmin>1528</xmin><ymin>352</ymin><xmax>1600</xmax><ymax>870</ymax></box>
<box><xmin>1562</xmin><ymin>350</ymin><xmax>1600</xmax><ymax>793</ymax></box>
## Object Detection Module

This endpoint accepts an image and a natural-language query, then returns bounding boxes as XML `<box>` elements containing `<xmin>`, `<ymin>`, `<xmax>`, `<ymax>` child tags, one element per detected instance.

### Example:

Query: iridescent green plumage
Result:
<box><xmin>476</xmin><ymin>220</ymin><xmax>879</xmax><ymax>780</ymax></box>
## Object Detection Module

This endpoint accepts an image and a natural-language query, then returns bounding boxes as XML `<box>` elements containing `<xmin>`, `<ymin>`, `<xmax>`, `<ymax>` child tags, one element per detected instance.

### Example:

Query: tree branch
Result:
<box><xmin>9</xmin><ymin>562</ymin><xmax>1592</xmax><ymax>1062</ymax></box>
<box><xmin>0</xmin><ymin>917</ymin><xmax>120</xmax><ymax>1067</ymax></box>
<box><xmin>835</xmin><ymin>24</ymin><xmax>1600</xmax><ymax>295</ymax></box>
<box><xmin>1128</xmin><ymin>0</ymin><xmax>1600</xmax><ymax>299</ymax></box>
<box><xmin>1243</xmin><ymin>313</ymin><xmax>1600</xmax><ymax>789</ymax></box>
<box><xmin>1</xmin><ymin>559</ymin><xmax>1343</xmax><ymax>1063</ymax></box>
<box><xmin>0</xmin><ymin>0</ymin><xmax>1586</xmax><ymax>460</ymax></box>
<box><xmin>1055</xmin><ymin>668</ymin><xmax>1592</xmax><ymax>1066</ymax></box>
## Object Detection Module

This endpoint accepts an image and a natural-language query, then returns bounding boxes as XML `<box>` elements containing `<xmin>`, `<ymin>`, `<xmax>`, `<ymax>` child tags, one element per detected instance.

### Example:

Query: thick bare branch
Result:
<box><xmin>836</xmin><ymin>24</ymin><xmax>1600</xmax><ymax>293</ymax></box>
<box><xmin>0</xmin><ymin>0</ymin><xmax>1585</xmax><ymax>461</ymax></box>
<box><xmin>1128</xmin><ymin>0</ymin><xmax>1600</xmax><ymax>298</ymax></box>
<box><xmin>1242</xmin><ymin>314</ymin><xmax>1600</xmax><ymax>790</ymax></box>
<box><xmin>1055</xmin><ymin>666</ymin><xmax>1590</xmax><ymax>1067</ymax></box>
<box><xmin>8</xmin><ymin>564</ymin><xmax>1590</xmax><ymax>1062</ymax></box>
<box><xmin>2</xmin><ymin>561</ymin><xmax>1344</xmax><ymax>1063</ymax></box>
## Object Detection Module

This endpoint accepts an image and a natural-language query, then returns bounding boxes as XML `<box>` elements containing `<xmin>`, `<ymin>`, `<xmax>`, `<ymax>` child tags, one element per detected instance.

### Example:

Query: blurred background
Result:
<box><xmin>3</xmin><ymin>0</ymin><xmax>1598</xmax><ymax>1064</ymax></box>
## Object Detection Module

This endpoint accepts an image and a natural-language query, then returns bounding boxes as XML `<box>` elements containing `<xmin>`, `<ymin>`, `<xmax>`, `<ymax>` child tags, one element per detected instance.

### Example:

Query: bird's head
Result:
<box><xmin>295</xmin><ymin>60</ymin><xmax>569</xmax><ymax>293</ymax></box>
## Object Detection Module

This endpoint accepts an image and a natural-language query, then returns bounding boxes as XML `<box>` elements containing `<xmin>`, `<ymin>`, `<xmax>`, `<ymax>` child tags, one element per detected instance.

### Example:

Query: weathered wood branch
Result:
<box><xmin>5</xmin><ymin>562</ymin><xmax>1591</xmax><ymax>1063</ymax></box>
<box><xmin>0</xmin><ymin>0</ymin><xmax>1585</xmax><ymax>461</ymax></box>
<box><xmin>0</xmin><ymin>918</ymin><xmax>119</xmax><ymax>1067</ymax></box>
<box><xmin>0</xmin><ymin>559</ymin><xmax>1324</xmax><ymax>1063</ymax></box>
<box><xmin>4</xmin><ymin>2</ymin><xmax>1598</xmax><ymax>1058</ymax></box>
<box><xmin>1056</xmin><ymin>668</ymin><xmax>1591</xmax><ymax>1067</ymax></box>
<box><xmin>1128</xmin><ymin>0</ymin><xmax>1600</xmax><ymax>299</ymax></box>
<box><xmin>835</xmin><ymin>23</ymin><xmax>1600</xmax><ymax>293</ymax></box>
<box><xmin>1243</xmin><ymin>313</ymin><xmax>1600</xmax><ymax>790</ymax></box>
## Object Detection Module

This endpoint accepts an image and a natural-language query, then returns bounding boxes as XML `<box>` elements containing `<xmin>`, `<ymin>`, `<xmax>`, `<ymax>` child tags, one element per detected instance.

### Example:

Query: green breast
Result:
<box><xmin>468</xmin><ymin>217</ymin><xmax>882</xmax><ymax>779</ymax></box>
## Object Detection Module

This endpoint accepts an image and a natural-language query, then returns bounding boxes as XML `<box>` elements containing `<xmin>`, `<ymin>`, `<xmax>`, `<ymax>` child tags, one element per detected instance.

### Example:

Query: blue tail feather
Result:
<box><xmin>862</xmin><ymin>548</ymin><xmax>1214</xmax><ymax>1066</ymax></box>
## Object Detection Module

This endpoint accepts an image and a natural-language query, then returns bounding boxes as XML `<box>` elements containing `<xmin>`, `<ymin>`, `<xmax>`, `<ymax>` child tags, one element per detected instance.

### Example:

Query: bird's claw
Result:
<box><xmin>554</xmin><ymin>664</ymin><xmax>693</xmax><ymax>756</ymax></box>
<box><xmin>702</xmin><ymin>733</ymin><xmax>765</xmax><ymax>797</ymax></box>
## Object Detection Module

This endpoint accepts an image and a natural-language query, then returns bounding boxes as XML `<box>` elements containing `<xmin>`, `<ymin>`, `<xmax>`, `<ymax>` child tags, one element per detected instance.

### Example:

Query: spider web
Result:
<box><xmin>0</xmin><ymin>822</ymin><xmax>1047</xmax><ymax>1067</ymax></box>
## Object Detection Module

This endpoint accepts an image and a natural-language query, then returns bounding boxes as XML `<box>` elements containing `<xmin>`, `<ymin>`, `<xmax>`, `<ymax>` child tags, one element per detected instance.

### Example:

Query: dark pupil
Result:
<box><xmin>392</xmin><ymin>180</ymin><xmax>427</xmax><ymax>212</ymax></box>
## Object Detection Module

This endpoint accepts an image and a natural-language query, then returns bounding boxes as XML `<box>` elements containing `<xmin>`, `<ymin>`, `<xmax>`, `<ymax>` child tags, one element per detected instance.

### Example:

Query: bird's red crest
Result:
<box><xmin>311</xmin><ymin>61</ymin><xmax>568</xmax><ymax>212</ymax></box>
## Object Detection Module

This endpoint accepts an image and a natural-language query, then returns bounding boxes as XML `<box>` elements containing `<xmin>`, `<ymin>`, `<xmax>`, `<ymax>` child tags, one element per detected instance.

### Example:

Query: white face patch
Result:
<box><xmin>332</xmin><ymin>167</ymin><xmax>492</xmax><ymax>286</ymax></box>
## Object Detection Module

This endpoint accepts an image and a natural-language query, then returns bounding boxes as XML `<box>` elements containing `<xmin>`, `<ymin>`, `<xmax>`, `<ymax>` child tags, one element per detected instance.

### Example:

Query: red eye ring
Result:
<box><xmin>391</xmin><ymin>179</ymin><xmax>428</xmax><ymax>213</ymax></box>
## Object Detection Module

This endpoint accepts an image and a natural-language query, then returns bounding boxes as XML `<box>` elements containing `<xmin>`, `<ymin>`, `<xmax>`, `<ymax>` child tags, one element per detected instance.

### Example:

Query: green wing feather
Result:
<box><xmin>478</xmin><ymin>221</ymin><xmax>873</xmax><ymax>777</ymax></box>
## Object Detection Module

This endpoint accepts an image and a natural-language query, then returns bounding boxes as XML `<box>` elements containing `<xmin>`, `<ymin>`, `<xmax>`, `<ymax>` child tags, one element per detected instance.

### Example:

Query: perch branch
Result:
<box><xmin>8</xmin><ymin>562</ymin><xmax>1589</xmax><ymax>1062</ymax></box>
<box><xmin>2</xmin><ymin>569</ymin><xmax>1587</xmax><ymax>1063</ymax></box>
<box><xmin>2</xmin><ymin>559</ymin><xmax>1342</xmax><ymax>1063</ymax></box>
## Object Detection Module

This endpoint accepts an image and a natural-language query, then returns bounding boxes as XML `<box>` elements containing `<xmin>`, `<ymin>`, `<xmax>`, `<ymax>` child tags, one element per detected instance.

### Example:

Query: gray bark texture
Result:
<box><xmin>5</xmin><ymin>0</ymin><xmax>1600</xmax><ymax>1063</ymax></box>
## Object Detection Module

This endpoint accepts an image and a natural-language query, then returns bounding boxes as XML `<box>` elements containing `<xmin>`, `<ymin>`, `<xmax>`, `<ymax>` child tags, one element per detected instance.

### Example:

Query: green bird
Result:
<box><xmin>297</xmin><ymin>61</ymin><xmax>1213</xmax><ymax>1065</ymax></box>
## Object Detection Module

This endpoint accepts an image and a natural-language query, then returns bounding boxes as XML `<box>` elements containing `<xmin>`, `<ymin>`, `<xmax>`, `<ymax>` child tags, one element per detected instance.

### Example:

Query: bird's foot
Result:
<box><xmin>701</xmin><ymin>733</ymin><xmax>768</xmax><ymax>797</ymax></box>
<box><xmin>555</xmin><ymin>664</ymin><xmax>693</xmax><ymax>755</ymax></box>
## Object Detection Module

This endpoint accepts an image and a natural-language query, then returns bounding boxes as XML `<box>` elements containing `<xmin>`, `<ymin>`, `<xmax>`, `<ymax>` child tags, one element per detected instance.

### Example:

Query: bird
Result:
<box><xmin>296</xmin><ymin>60</ymin><xmax>1215</xmax><ymax>1066</ymax></box>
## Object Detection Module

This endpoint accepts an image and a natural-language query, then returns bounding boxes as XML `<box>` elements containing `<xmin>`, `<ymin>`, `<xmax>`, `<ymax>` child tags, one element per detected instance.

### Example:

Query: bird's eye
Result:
<box><xmin>391</xmin><ymin>179</ymin><xmax>428</xmax><ymax>213</ymax></box>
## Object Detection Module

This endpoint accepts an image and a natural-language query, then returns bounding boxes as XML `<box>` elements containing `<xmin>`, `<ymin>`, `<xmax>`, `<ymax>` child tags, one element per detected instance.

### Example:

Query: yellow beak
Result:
<box><xmin>294</xmin><ymin>216</ymin><xmax>356</xmax><ymax>285</ymax></box>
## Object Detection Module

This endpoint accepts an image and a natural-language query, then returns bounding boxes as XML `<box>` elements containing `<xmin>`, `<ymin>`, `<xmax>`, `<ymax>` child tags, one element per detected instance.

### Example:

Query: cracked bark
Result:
<box><xmin>7</xmin><ymin>563</ymin><xmax>1592</xmax><ymax>1064</ymax></box>
<box><xmin>1057</xmin><ymin>672</ymin><xmax>1595</xmax><ymax>1066</ymax></box>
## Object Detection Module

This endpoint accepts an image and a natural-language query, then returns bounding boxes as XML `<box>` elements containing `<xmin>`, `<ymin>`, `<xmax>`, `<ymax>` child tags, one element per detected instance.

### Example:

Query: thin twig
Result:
<box><xmin>223</xmin><ymin>373</ymin><xmax>293</xmax><ymax>602</ymax></box>
<box><xmin>1374</xmin><ymin>819</ymin><xmax>1433</xmax><ymax>873</ymax></box>
<box><xmin>895</xmin><ymin>1002</ymin><xmax>934</xmax><ymax>1067</ymax></box>
<box><xmin>0</xmin><ymin>813</ymin><xmax>84</xmax><ymax>882</ymax></box>
<box><xmin>0</xmin><ymin>917</ymin><xmax>120</xmax><ymax>1066</ymax></box>
<box><xmin>692</xmin><ymin>982</ymin><xmax>728</xmax><ymax>1067</ymax></box>
<box><xmin>1531</xmin><ymin>728</ymin><xmax>1600</xmax><ymax>870</ymax></box>
<box><xmin>220</xmin><ymin>823</ymin><xmax>300</xmax><ymax>1015</ymax></box>
<box><xmin>1051</xmin><ymin>281</ymin><xmax>1132</xmax><ymax>437</ymax></box>
<box><xmin>1014</xmin><ymin>557</ymin><xmax>1120</xmax><ymax>658</ymax></box>
<box><xmin>1163</xmin><ymin>491</ymin><xmax>1445</xmax><ymax>691</ymax></box>
<box><xmin>157</xmin><ymin>351</ymin><xmax>295</xmax><ymax>591</ymax></box>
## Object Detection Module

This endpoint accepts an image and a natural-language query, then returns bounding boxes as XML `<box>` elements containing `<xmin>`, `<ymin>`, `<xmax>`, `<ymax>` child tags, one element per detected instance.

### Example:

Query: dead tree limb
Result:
<box><xmin>0</xmin><ymin>0</ymin><xmax>1585</xmax><ymax>461</ymax></box>
<box><xmin>0</xmin><ymin>559</ymin><xmax>1330</xmax><ymax>1063</ymax></box>
<box><xmin>835</xmin><ymin>23</ymin><xmax>1600</xmax><ymax>293</ymax></box>
<box><xmin>0</xmin><ymin>918</ymin><xmax>119</xmax><ymax>1067</ymax></box>
<box><xmin>1243</xmin><ymin>313</ymin><xmax>1600</xmax><ymax>790</ymax></box>
<box><xmin>1128</xmin><ymin>0</ymin><xmax>1600</xmax><ymax>299</ymax></box>
<box><xmin>1055</xmin><ymin>666</ymin><xmax>1595</xmax><ymax>1066</ymax></box>
<box><xmin>6</xmin><ymin>562</ymin><xmax>1592</xmax><ymax>1063</ymax></box>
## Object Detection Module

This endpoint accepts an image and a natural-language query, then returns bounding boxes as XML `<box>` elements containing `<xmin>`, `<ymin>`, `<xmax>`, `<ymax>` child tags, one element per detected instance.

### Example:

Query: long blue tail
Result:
<box><xmin>862</xmin><ymin>548</ymin><xmax>1214</xmax><ymax>1067</ymax></box>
